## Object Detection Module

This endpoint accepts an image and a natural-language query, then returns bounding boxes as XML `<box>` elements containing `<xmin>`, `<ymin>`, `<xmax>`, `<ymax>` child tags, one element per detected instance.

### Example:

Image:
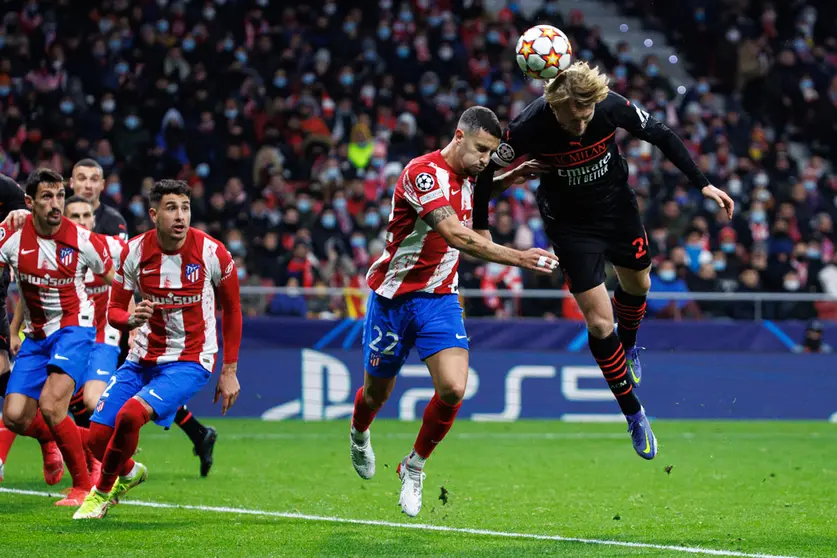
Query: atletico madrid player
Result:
<box><xmin>351</xmin><ymin>106</ymin><xmax>560</xmax><ymax>517</ymax></box>
<box><xmin>74</xmin><ymin>179</ymin><xmax>242</xmax><ymax>520</ymax></box>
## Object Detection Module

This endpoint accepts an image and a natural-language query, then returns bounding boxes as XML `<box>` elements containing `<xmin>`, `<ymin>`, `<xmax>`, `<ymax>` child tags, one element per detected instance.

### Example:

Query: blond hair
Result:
<box><xmin>544</xmin><ymin>61</ymin><xmax>610</xmax><ymax>109</ymax></box>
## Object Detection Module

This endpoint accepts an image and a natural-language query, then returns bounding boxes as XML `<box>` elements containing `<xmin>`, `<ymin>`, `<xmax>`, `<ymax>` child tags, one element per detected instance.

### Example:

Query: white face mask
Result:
<box><xmin>784</xmin><ymin>280</ymin><xmax>801</xmax><ymax>291</ymax></box>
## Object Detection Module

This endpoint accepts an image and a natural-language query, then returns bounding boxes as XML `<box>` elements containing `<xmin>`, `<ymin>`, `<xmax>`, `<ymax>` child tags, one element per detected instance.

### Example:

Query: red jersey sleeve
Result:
<box><xmin>0</xmin><ymin>223</ymin><xmax>15</xmax><ymax>268</ymax></box>
<box><xmin>81</xmin><ymin>230</ymin><xmax>113</xmax><ymax>276</ymax></box>
<box><xmin>213</xmin><ymin>244</ymin><xmax>242</xmax><ymax>364</ymax></box>
<box><xmin>401</xmin><ymin>163</ymin><xmax>453</xmax><ymax>220</ymax></box>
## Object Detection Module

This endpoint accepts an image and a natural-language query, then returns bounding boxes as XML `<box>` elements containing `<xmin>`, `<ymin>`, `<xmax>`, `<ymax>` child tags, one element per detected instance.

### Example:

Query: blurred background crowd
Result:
<box><xmin>0</xmin><ymin>0</ymin><xmax>835</xmax><ymax>320</ymax></box>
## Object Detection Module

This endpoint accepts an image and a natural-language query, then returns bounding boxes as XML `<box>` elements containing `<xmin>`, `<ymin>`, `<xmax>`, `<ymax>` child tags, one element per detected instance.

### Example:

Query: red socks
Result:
<box><xmin>50</xmin><ymin>415</ymin><xmax>91</xmax><ymax>490</ymax></box>
<box><xmin>87</xmin><ymin>422</ymin><xmax>114</xmax><ymax>461</ymax></box>
<box><xmin>22</xmin><ymin>411</ymin><xmax>53</xmax><ymax>443</ymax></box>
<box><xmin>98</xmin><ymin>398</ymin><xmax>149</xmax><ymax>493</ymax></box>
<box><xmin>351</xmin><ymin>388</ymin><xmax>378</xmax><ymax>433</ymax></box>
<box><xmin>0</xmin><ymin>425</ymin><xmax>16</xmax><ymax>462</ymax></box>
<box><xmin>413</xmin><ymin>394</ymin><xmax>462</xmax><ymax>460</ymax></box>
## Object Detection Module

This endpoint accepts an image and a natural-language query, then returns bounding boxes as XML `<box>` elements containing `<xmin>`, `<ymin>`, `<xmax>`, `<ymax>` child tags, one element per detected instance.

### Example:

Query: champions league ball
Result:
<box><xmin>515</xmin><ymin>25</ymin><xmax>573</xmax><ymax>80</ymax></box>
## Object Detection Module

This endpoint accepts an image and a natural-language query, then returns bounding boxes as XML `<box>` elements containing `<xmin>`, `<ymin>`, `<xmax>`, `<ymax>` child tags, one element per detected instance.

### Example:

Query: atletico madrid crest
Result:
<box><xmin>369</xmin><ymin>354</ymin><xmax>380</xmax><ymax>367</ymax></box>
<box><xmin>185</xmin><ymin>263</ymin><xmax>201</xmax><ymax>282</ymax></box>
<box><xmin>59</xmin><ymin>247</ymin><xmax>74</xmax><ymax>266</ymax></box>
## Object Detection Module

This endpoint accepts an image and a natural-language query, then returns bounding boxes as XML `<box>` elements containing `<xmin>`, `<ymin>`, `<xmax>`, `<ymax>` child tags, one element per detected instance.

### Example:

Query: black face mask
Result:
<box><xmin>805</xmin><ymin>336</ymin><xmax>822</xmax><ymax>351</ymax></box>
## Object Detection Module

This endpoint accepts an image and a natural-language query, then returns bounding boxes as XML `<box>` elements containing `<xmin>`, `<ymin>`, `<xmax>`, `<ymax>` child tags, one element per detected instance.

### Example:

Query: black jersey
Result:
<box><xmin>94</xmin><ymin>202</ymin><xmax>128</xmax><ymax>240</ymax></box>
<box><xmin>0</xmin><ymin>173</ymin><xmax>27</xmax><ymax>222</ymax></box>
<box><xmin>474</xmin><ymin>91</ymin><xmax>709</xmax><ymax>226</ymax></box>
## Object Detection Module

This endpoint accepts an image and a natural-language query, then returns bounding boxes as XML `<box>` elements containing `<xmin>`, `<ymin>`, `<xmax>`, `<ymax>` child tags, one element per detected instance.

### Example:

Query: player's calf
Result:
<box><xmin>350</xmin><ymin>387</ymin><xmax>380</xmax><ymax>479</ymax></box>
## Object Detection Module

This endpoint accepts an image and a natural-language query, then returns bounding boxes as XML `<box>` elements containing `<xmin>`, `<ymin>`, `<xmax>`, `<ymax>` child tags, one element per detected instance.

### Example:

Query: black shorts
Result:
<box><xmin>543</xmin><ymin>195</ymin><xmax>651</xmax><ymax>294</ymax></box>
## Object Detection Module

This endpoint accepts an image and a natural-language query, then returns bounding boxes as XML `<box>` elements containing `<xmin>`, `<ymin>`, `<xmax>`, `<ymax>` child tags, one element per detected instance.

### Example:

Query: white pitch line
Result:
<box><xmin>138</xmin><ymin>431</ymin><xmax>834</xmax><ymax>441</ymax></box>
<box><xmin>0</xmin><ymin>487</ymin><xmax>799</xmax><ymax>558</ymax></box>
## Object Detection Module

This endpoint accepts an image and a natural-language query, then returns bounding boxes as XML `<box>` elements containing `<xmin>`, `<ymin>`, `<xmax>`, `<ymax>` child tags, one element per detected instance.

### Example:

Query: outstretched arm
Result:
<box><xmin>426</xmin><ymin>205</ymin><xmax>558</xmax><ymax>274</ymax></box>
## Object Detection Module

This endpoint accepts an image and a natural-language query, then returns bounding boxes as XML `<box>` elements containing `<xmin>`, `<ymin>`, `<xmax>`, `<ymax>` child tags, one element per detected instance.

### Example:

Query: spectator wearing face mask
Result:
<box><xmin>792</xmin><ymin>319</ymin><xmax>834</xmax><ymax>353</ymax></box>
<box><xmin>648</xmin><ymin>260</ymin><xmax>701</xmax><ymax>319</ymax></box>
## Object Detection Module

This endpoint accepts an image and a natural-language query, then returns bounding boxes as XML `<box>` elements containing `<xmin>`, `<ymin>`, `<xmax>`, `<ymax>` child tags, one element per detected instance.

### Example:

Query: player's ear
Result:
<box><xmin>25</xmin><ymin>195</ymin><xmax>33</xmax><ymax>210</ymax></box>
<box><xmin>454</xmin><ymin>128</ymin><xmax>464</xmax><ymax>143</ymax></box>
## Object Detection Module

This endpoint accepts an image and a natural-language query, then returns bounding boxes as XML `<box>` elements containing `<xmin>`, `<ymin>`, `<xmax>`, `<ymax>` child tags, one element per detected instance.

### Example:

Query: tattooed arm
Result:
<box><xmin>423</xmin><ymin>205</ymin><xmax>558</xmax><ymax>273</ymax></box>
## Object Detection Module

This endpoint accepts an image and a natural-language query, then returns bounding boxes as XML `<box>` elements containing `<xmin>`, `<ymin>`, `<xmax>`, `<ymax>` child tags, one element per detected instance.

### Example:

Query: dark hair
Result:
<box><xmin>150</xmin><ymin>179</ymin><xmax>191</xmax><ymax>205</ymax></box>
<box><xmin>25</xmin><ymin>168</ymin><xmax>65</xmax><ymax>198</ymax></box>
<box><xmin>72</xmin><ymin>158</ymin><xmax>103</xmax><ymax>173</ymax></box>
<box><xmin>458</xmin><ymin>106</ymin><xmax>502</xmax><ymax>139</ymax></box>
<box><xmin>65</xmin><ymin>195</ymin><xmax>92</xmax><ymax>208</ymax></box>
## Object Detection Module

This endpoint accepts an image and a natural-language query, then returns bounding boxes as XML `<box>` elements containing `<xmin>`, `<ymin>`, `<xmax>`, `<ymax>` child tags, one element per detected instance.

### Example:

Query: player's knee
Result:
<box><xmin>436</xmin><ymin>379</ymin><xmax>467</xmax><ymax>405</ymax></box>
<box><xmin>586</xmin><ymin>316</ymin><xmax>614</xmax><ymax>340</ymax></box>
<box><xmin>114</xmin><ymin>399</ymin><xmax>150</xmax><ymax>432</ymax></box>
<box><xmin>37</xmin><ymin>399</ymin><xmax>68</xmax><ymax>426</ymax></box>
<box><xmin>2</xmin><ymin>410</ymin><xmax>28</xmax><ymax>434</ymax></box>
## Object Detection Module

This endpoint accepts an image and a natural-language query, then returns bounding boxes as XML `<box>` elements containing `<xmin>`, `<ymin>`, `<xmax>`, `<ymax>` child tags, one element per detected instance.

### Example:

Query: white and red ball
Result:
<box><xmin>515</xmin><ymin>25</ymin><xmax>573</xmax><ymax>79</ymax></box>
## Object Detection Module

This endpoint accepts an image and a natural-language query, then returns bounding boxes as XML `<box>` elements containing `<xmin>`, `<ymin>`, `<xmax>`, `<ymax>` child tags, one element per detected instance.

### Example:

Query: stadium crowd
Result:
<box><xmin>0</xmin><ymin>0</ymin><xmax>835</xmax><ymax>320</ymax></box>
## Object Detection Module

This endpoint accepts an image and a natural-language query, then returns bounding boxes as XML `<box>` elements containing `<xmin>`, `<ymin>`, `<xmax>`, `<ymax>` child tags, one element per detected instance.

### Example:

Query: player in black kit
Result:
<box><xmin>69</xmin><ymin>159</ymin><xmax>218</xmax><ymax>476</ymax></box>
<box><xmin>474</xmin><ymin>62</ymin><xmax>734</xmax><ymax>460</ymax></box>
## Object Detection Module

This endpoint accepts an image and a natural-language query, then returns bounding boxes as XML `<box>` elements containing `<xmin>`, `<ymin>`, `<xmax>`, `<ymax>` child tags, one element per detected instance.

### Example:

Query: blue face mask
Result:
<box><xmin>800</xmin><ymin>79</ymin><xmax>814</xmax><ymax>90</ymax></box>
<box><xmin>399</xmin><ymin>10</ymin><xmax>413</xmax><ymax>22</ymax></box>
<box><xmin>97</xmin><ymin>154</ymin><xmax>114</xmax><ymax>166</ymax></box>
<box><xmin>713</xmin><ymin>260</ymin><xmax>726</xmax><ymax>271</ymax></box>
<box><xmin>302</xmin><ymin>73</ymin><xmax>316</xmax><ymax>85</ymax></box>
<box><xmin>528</xmin><ymin>178</ymin><xmax>540</xmax><ymax>191</ymax></box>
<box><xmin>321</xmin><ymin>214</ymin><xmax>337</xmax><ymax>229</ymax></box>
<box><xmin>125</xmin><ymin>116</ymin><xmax>140</xmax><ymax>130</ymax></box>
<box><xmin>223</xmin><ymin>39</ymin><xmax>234</xmax><ymax>51</ymax></box>
<box><xmin>396</xmin><ymin>46</ymin><xmax>410</xmax><ymax>59</ymax></box>
<box><xmin>60</xmin><ymin>101</ymin><xmax>75</xmax><ymax>114</ymax></box>
<box><xmin>297</xmin><ymin>199</ymin><xmax>312</xmax><ymax>212</ymax></box>
<box><xmin>115</xmin><ymin>62</ymin><xmax>129</xmax><ymax>75</ymax></box>
<box><xmin>514</xmin><ymin>189</ymin><xmax>525</xmax><ymax>201</ymax></box>
<box><xmin>580</xmin><ymin>49</ymin><xmax>594</xmax><ymax>61</ymax></box>
<box><xmin>695</xmin><ymin>10</ymin><xmax>705</xmax><ymax>22</ymax></box>
<box><xmin>102</xmin><ymin>99</ymin><xmax>116</xmax><ymax>113</ymax></box>
<box><xmin>333</xmin><ymin>198</ymin><xmax>347</xmax><ymax>211</ymax></box>
<box><xmin>371</xmin><ymin>157</ymin><xmax>386</xmax><ymax>168</ymax></box>
<box><xmin>808</xmin><ymin>249</ymin><xmax>822</xmax><ymax>260</ymax></box>
<box><xmin>183</xmin><ymin>38</ymin><xmax>196</xmax><ymax>52</ymax></box>
<box><xmin>365</xmin><ymin>213</ymin><xmax>380</xmax><ymax>228</ymax></box>
<box><xmin>196</xmin><ymin>163</ymin><xmax>210</xmax><ymax>177</ymax></box>
<box><xmin>343</xmin><ymin>22</ymin><xmax>357</xmax><ymax>34</ymax></box>
<box><xmin>157</xmin><ymin>20</ymin><xmax>169</xmax><ymax>33</ymax></box>
<box><xmin>804</xmin><ymin>180</ymin><xmax>817</xmax><ymax>191</ymax></box>
<box><xmin>109</xmin><ymin>39</ymin><xmax>122</xmax><ymax>51</ymax></box>
<box><xmin>340</xmin><ymin>74</ymin><xmax>354</xmax><ymax>86</ymax></box>
<box><xmin>475</xmin><ymin>93</ymin><xmax>488</xmax><ymax>105</ymax></box>
<box><xmin>615</xmin><ymin>65</ymin><xmax>627</xmax><ymax>79</ymax></box>
<box><xmin>106</xmin><ymin>183</ymin><xmax>121</xmax><ymax>196</ymax></box>
<box><xmin>619</xmin><ymin>52</ymin><xmax>632</xmax><ymax>63</ymax></box>
<box><xmin>379</xmin><ymin>206</ymin><xmax>390</xmax><ymax>219</ymax></box>
<box><xmin>427</xmin><ymin>15</ymin><xmax>442</xmax><ymax>27</ymax></box>
<box><xmin>378</xmin><ymin>27</ymin><xmax>391</xmax><ymax>41</ymax></box>
<box><xmin>721</xmin><ymin>241</ymin><xmax>736</xmax><ymax>253</ymax></box>
<box><xmin>100</xmin><ymin>20</ymin><xmax>113</xmax><ymax>33</ymax></box>
<box><xmin>235</xmin><ymin>51</ymin><xmax>247</xmax><ymax>64</ymax></box>
<box><xmin>0</xmin><ymin>86</ymin><xmax>9</xmax><ymax>96</ymax></box>
<box><xmin>364</xmin><ymin>49</ymin><xmax>377</xmax><ymax>62</ymax></box>
<box><xmin>130</xmin><ymin>201</ymin><xmax>145</xmax><ymax>217</ymax></box>
<box><xmin>224</xmin><ymin>108</ymin><xmax>238</xmax><ymax>120</ymax></box>
<box><xmin>350</xmin><ymin>236</ymin><xmax>366</xmax><ymax>249</ymax></box>
<box><xmin>228</xmin><ymin>239</ymin><xmax>244</xmax><ymax>252</ymax></box>
<box><xmin>647</xmin><ymin>64</ymin><xmax>659</xmax><ymax>77</ymax></box>
<box><xmin>697</xmin><ymin>82</ymin><xmax>710</xmax><ymax>94</ymax></box>
<box><xmin>487</xmin><ymin>31</ymin><xmax>501</xmax><ymax>44</ymax></box>
<box><xmin>751</xmin><ymin>211</ymin><xmax>766</xmax><ymax>223</ymax></box>
<box><xmin>274</xmin><ymin>76</ymin><xmax>287</xmax><ymax>88</ymax></box>
<box><xmin>491</xmin><ymin>81</ymin><xmax>506</xmax><ymax>95</ymax></box>
<box><xmin>420</xmin><ymin>84</ymin><xmax>437</xmax><ymax>96</ymax></box>
<box><xmin>237</xmin><ymin>268</ymin><xmax>247</xmax><ymax>280</ymax></box>
<box><xmin>658</xmin><ymin>269</ymin><xmax>676</xmax><ymax>282</ymax></box>
<box><xmin>528</xmin><ymin>218</ymin><xmax>543</xmax><ymax>231</ymax></box>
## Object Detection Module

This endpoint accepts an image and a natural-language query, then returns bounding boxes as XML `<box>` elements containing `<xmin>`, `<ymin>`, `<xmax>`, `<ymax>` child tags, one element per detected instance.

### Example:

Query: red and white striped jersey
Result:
<box><xmin>366</xmin><ymin>150</ymin><xmax>473</xmax><ymax>298</ymax></box>
<box><xmin>112</xmin><ymin>228</ymin><xmax>238</xmax><ymax>372</ymax></box>
<box><xmin>85</xmin><ymin>233</ymin><xmax>127</xmax><ymax>346</ymax></box>
<box><xmin>0</xmin><ymin>216</ymin><xmax>112</xmax><ymax>339</ymax></box>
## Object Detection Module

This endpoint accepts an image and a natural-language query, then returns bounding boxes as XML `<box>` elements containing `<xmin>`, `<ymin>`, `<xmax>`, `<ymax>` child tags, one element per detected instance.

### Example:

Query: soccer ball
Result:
<box><xmin>515</xmin><ymin>25</ymin><xmax>573</xmax><ymax>80</ymax></box>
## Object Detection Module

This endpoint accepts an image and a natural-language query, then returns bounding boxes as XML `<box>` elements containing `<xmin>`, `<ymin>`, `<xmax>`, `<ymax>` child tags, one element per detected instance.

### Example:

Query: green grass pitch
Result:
<box><xmin>1</xmin><ymin>419</ymin><xmax>835</xmax><ymax>557</ymax></box>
